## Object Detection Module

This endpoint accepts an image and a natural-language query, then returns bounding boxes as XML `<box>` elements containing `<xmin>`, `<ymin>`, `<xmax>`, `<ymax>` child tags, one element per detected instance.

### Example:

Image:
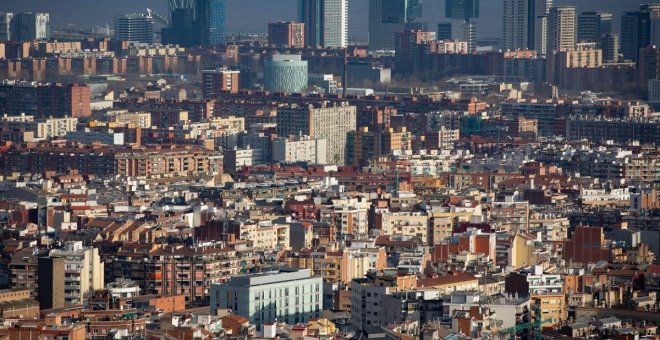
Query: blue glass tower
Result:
<box><xmin>196</xmin><ymin>0</ymin><xmax>226</xmax><ymax>46</ymax></box>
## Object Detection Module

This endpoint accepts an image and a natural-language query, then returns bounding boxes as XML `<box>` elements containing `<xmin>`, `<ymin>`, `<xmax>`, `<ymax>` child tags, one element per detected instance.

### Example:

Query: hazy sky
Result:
<box><xmin>0</xmin><ymin>0</ymin><xmax>642</xmax><ymax>39</ymax></box>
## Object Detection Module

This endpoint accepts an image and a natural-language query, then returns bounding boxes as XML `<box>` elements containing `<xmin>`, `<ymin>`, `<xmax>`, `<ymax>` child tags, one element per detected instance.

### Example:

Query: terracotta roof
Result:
<box><xmin>418</xmin><ymin>272</ymin><xmax>478</xmax><ymax>288</ymax></box>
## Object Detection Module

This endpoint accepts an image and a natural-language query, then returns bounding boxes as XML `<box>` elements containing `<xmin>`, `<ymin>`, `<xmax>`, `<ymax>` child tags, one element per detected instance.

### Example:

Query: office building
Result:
<box><xmin>264</xmin><ymin>54</ymin><xmax>308</xmax><ymax>93</ymax></box>
<box><xmin>162</xmin><ymin>0</ymin><xmax>196</xmax><ymax>47</ymax></box>
<box><xmin>37</xmin><ymin>256</ymin><xmax>65</xmax><ymax>310</ymax></box>
<box><xmin>10</xmin><ymin>12</ymin><xmax>49</xmax><ymax>41</ymax></box>
<box><xmin>300</xmin><ymin>0</ymin><xmax>348</xmax><ymax>48</ymax></box>
<box><xmin>621</xmin><ymin>11</ymin><xmax>649</xmax><ymax>63</ymax></box>
<box><xmin>162</xmin><ymin>0</ymin><xmax>225</xmax><ymax>47</ymax></box>
<box><xmin>577</xmin><ymin>11</ymin><xmax>612</xmax><ymax>43</ymax></box>
<box><xmin>437</xmin><ymin>22</ymin><xmax>452</xmax><ymax>40</ymax></box>
<box><xmin>547</xmin><ymin>6</ymin><xmax>576</xmax><ymax>53</ymax></box>
<box><xmin>210</xmin><ymin>268</ymin><xmax>323</xmax><ymax>326</ymax></box>
<box><xmin>443</xmin><ymin>0</ymin><xmax>478</xmax><ymax>51</ymax></box>
<box><xmin>527</xmin><ymin>0</ymin><xmax>553</xmax><ymax>56</ymax></box>
<box><xmin>368</xmin><ymin>0</ymin><xmax>423</xmax><ymax>51</ymax></box>
<box><xmin>202</xmin><ymin>67</ymin><xmax>240</xmax><ymax>98</ymax></box>
<box><xmin>197</xmin><ymin>0</ymin><xmax>226</xmax><ymax>46</ymax></box>
<box><xmin>502</xmin><ymin>0</ymin><xmax>529</xmax><ymax>50</ymax></box>
<box><xmin>0</xmin><ymin>13</ymin><xmax>13</xmax><ymax>41</ymax></box>
<box><xmin>268</xmin><ymin>21</ymin><xmax>305</xmax><ymax>48</ymax></box>
<box><xmin>445</xmin><ymin>0</ymin><xmax>479</xmax><ymax>20</ymax></box>
<box><xmin>277</xmin><ymin>101</ymin><xmax>356</xmax><ymax>165</ymax></box>
<box><xmin>115</xmin><ymin>13</ymin><xmax>154</xmax><ymax>43</ymax></box>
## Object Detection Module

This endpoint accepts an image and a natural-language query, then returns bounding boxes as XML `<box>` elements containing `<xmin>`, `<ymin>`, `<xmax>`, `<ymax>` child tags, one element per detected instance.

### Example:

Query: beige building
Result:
<box><xmin>49</xmin><ymin>241</ymin><xmax>104</xmax><ymax>305</ymax></box>
<box><xmin>377</xmin><ymin>211</ymin><xmax>429</xmax><ymax>243</ymax></box>
<box><xmin>111</xmin><ymin>111</ymin><xmax>152</xmax><ymax>128</ymax></box>
<box><xmin>548</xmin><ymin>5</ymin><xmax>576</xmax><ymax>52</ymax></box>
<box><xmin>244</xmin><ymin>223</ymin><xmax>290</xmax><ymax>251</ymax></box>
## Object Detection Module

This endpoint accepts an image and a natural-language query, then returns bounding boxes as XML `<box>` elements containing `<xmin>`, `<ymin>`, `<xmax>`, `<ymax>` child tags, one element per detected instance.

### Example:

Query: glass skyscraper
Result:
<box><xmin>369</xmin><ymin>0</ymin><xmax>423</xmax><ymax>51</ymax></box>
<box><xmin>196</xmin><ymin>0</ymin><xmax>226</xmax><ymax>46</ymax></box>
<box><xmin>162</xmin><ymin>0</ymin><xmax>225</xmax><ymax>47</ymax></box>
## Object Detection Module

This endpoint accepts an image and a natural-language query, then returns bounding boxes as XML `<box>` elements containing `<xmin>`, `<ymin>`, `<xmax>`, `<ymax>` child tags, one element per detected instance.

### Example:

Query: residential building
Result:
<box><xmin>49</xmin><ymin>241</ymin><xmax>104</xmax><ymax>305</ymax></box>
<box><xmin>277</xmin><ymin>101</ymin><xmax>356</xmax><ymax>165</ymax></box>
<box><xmin>272</xmin><ymin>135</ymin><xmax>327</xmax><ymax>164</ymax></box>
<box><xmin>202</xmin><ymin>67</ymin><xmax>240</xmax><ymax>98</ymax></box>
<box><xmin>37</xmin><ymin>256</ymin><xmax>65</xmax><ymax>310</ymax></box>
<box><xmin>0</xmin><ymin>81</ymin><xmax>91</xmax><ymax>118</ymax></box>
<box><xmin>351</xmin><ymin>270</ymin><xmax>417</xmax><ymax>329</ymax></box>
<box><xmin>210</xmin><ymin>268</ymin><xmax>323</xmax><ymax>326</ymax></box>
<box><xmin>547</xmin><ymin>6</ymin><xmax>576</xmax><ymax>52</ymax></box>
<box><xmin>502</xmin><ymin>0</ymin><xmax>529</xmax><ymax>50</ymax></box>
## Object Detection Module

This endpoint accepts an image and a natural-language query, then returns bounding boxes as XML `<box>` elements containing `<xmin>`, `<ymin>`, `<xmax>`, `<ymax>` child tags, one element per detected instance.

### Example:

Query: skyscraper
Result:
<box><xmin>441</xmin><ymin>0</ymin><xmax>477</xmax><ymax>51</ymax></box>
<box><xmin>162</xmin><ymin>0</ymin><xmax>196</xmax><ymax>47</ymax></box>
<box><xmin>621</xmin><ymin>11</ymin><xmax>651</xmax><ymax>63</ymax></box>
<box><xmin>115</xmin><ymin>13</ymin><xmax>154</xmax><ymax>43</ymax></box>
<box><xmin>502</xmin><ymin>0</ymin><xmax>529</xmax><ymax>50</ymax></box>
<box><xmin>368</xmin><ymin>0</ymin><xmax>423</xmax><ymax>51</ymax></box>
<box><xmin>547</xmin><ymin>6</ymin><xmax>576</xmax><ymax>53</ymax></box>
<box><xmin>10</xmin><ymin>12</ymin><xmax>49</xmax><ymax>41</ymax></box>
<box><xmin>162</xmin><ymin>0</ymin><xmax>225</xmax><ymax>47</ymax></box>
<box><xmin>445</xmin><ymin>0</ymin><xmax>479</xmax><ymax>20</ymax></box>
<box><xmin>529</xmin><ymin>0</ymin><xmax>552</xmax><ymax>56</ymax></box>
<box><xmin>196</xmin><ymin>0</ymin><xmax>226</xmax><ymax>46</ymax></box>
<box><xmin>577</xmin><ymin>11</ymin><xmax>612</xmax><ymax>43</ymax></box>
<box><xmin>300</xmin><ymin>0</ymin><xmax>348</xmax><ymax>48</ymax></box>
<box><xmin>0</xmin><ymin>12</ymin><xmax>14</xmax><ymax>41</ymax></box>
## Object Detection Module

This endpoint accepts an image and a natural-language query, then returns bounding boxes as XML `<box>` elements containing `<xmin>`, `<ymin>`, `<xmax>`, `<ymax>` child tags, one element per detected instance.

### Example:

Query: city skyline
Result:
<box><xmin>2</xmin><ymin>0</ymin><xmax>642</xmax><ymax>40</ymax></box>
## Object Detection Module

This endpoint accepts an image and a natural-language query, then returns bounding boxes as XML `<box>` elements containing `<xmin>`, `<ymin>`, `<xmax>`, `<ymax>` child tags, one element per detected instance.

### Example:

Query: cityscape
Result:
<box><xmin>0</xmin><ymin>0</ymin><xmax>658</xmax><ymax>339</ymax></box>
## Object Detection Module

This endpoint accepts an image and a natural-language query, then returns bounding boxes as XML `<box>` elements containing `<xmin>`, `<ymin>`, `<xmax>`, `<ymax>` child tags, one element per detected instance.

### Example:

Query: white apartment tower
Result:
<box><xmin>547</xmin><ymin>5</ymin><xmax>576</xmax><ymax>53</ymax></box>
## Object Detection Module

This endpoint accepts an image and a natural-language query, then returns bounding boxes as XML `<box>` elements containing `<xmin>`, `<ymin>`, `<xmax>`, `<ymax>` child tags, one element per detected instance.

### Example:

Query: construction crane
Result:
<box><xmin>492</xmin><ymin>304</ymin><xmax>555</xmax><ymax>340</ymax></box>
<box><xmin>146</xmin><ymin>8</ymin><xmax>170</xmax><ymax>26</ymax></box>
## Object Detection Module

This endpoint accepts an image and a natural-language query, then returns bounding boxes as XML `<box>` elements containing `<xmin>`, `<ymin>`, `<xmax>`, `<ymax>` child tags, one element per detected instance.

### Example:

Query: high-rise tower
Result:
<box><xmin>369</xmin><ymin>0</ymin><xmax>423</xmax><ymax>51</ymax></box>
<box><xmin>300</xmin><ymin>0</ymin><xmax>348</xmax><ymax>48</ymax></box>
<box><xmin>547</xmin><ymin>5</ymin><xmax>576</xmax><ymax>53</ymax></box>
